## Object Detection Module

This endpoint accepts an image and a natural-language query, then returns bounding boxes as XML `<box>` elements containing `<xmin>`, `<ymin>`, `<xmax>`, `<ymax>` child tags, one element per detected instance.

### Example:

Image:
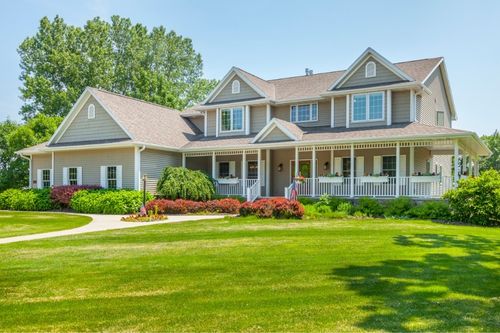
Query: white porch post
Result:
<box><xmin>330</xmin><ymin>150</ymin><xmax>334</xmax><ymax>174</ymax></box>
<box><xmin>474</xmin><ymin>157</ymin><xmax>479</xmax><ymax>176</ymax></box>
<box><xmin>386</xmin><ymin>90</ymin><xmax>392</xmax><ymax>126</ymax></box>
<box><xmin>212</xmin><ymin>152</ymin><xmax>216</xmax><ymax>179</ymax></box>
<box><xmin>312</xmin><ymin>146</ymin><xmax>316</xmax><ymax>197</ymax></box>
<box><xmin>265</xmin><ymin>149</ymin><xmax>271</xmax><ymax>197</ymax></box>
<box><xmin>345</xmin><ymin>95</ymin><xmax>350</xmax><ymax>129</ymax></box>
<box><xmin>257</xmin><ymin>149</ymin><xmax>262</xmax><ymax>196</ymax></box>
<box><xmin>409</xmin><ymin>146</ymin><xmax>415</xmax><ymax>196</ymax></box>
<box><xmin>330</xmin><ymin>97</ymin><xmax>335</xmax><ymax>128</ymax></box>
<box><xmin>454</xmin><ymin>140</ymin><xmax>459</xmax><ymax>186</ymax></box>
<box><xmin>181</xmin><ymin>153</ymin><xmax>186</xmax><ymax>168</ymax></box>
<box><xmin>350</xmin><ymin>144</ymin><xmax>354</xmax><ymax>198</ymax></box>
<box><xmin>242</xmin><ymin>150</ymin><xmax>247</xmax><ymax>196</ymax></box>
<box><xmin>396</xmin><ymin>142</ymin><xmax>401</xmax><ymax>197</ymax></box>
<box><xmin>245</xmin><ymin>105</ymin><xmax>250</xmax><ymax>135</ymax></box>
<box><xmin>266</xmin><ymin>104</ymin><xmax>271</xmax><ymax>124</ymax></box>
<box><xmin>468</xmin><ymin>155</ymin><xmax>472</xmax><ymax>175</ymax></box>
<box><xmin>215</xmin><ymin>108</ymin><xmax>220</xmax><ymax>137</ymax></box>
<box><xmin>294</xmin><ymin>146</ymin><xmax>299</xmax><ymax>176</ymax></box>
<box><xmin>204</xmin><ymin>111</ymin><xmax>208</xmax><ymax>137</ymax></box>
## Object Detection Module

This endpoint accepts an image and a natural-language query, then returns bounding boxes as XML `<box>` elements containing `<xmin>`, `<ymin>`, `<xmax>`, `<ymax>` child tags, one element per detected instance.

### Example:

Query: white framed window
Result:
<box><xmin>41</xmin><ymin>169</ymin><xmax>51</xmax><ymax>188</ymax></box>
<box><xmin>382</xmin><ymin>156</ymin><xmax>397</xmax><ymax>177</ymax></box>
<box><xmin>217</xmin><ymin>161</ymin><xmax>236</xmax><ymax>178</ymax></box>
<box><xmin>220</xmin><ymin>107</ymin><xmax>243</xmax><ymax>132</ymax></box>
<box><xmin>231</xmin><ymin>80</ymin><xmax>240</xmax><ymax>94</ymax></box>
<box><xmin>290</xmin><ymin>103</ymin><xmax>318</xmax><ymax>123</ymax></box>
<box><xmin>247</xmin><ymin>161</ymin><xmax>258</xmax><ymax>179</ymax></box>
<box><xmin>63</xmin><ymin>167</ymin><xmax>82</xmax><ymax>185</ymax></box>
<box><xmin>88</xmin><ymin>104</ymin><xmax>96</xmax><ymax>119</ymax></box>
<box><xmin>365</xmin><ymin>61</ymin><xmax>376</xmax><ymax>78</ymax></box>
<box><xmin>107</xmin><ymin>166</ymin><xmax>117</xmax><ymax>189</ymax></box>
<box><xmin>436</xmin><ymin>111</ymin><xmax>445</xmax><ymax>126</ymax></box>
<box><xmin>352</xmin><ymin>92</ymin><xmax>384</xmax><ymax>122</ymax></box>
<box><xmin>100</xmin><ymin>165</ymin><xmax>122</xmax><ymax>189</ymax></box>
<box><xmin>68</xmin><ymin>167</ymin><xmax>78</xmax><ymax>185</ymax></box>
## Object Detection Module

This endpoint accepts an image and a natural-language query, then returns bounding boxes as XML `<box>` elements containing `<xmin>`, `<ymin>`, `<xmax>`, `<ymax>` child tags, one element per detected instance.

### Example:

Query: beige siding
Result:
<box><xmin>261</xmin><ymin>127</ymin><xmax>291</xmax><ymax>142</ymax></box>
<box><xmin>341</xmin><ymin>57</ymin><xmax>403</xmax><ymax>88</ymax></box>
<box><xmin>57</xmin><ymin>96</ymin><xmax>129</xmax><ymax>143</ymax></box>
<box><xmin>212</xmin><ymin>74</ymin><xmax>261</xmax><ymax>103</ymax></box>
<box><xmin>141</xmin><ymin>149</ymin><xmax>182</xmax><ymax>193</ymax></box>
<box><xmin>53</xmin><ymin>148</ymin><xmax>135</xmax><ymax>188</ymax></box>
<box><xmin>207</xmin><ymin>109</ymin><xmax>216</xmax><ymax>136</ymax></box>
<box><xmin>392</xmin><ymin>91</ymin><xmax>411</xmax><ymax>123</ymax></box>
<box><xmin>31</xmin><ymin>153</ymin><xmax>52</xmax><ymax>188</ymax></box>
<box><xmin>334</xmin><ymin>97</ymin><xmax>347</xmax><ymax>128</ymax></box>
<box><xmin>419</xmin><ymin>67</ymin><xmax>452</xmax><ymax>127</ymax></box>
<box><xmin>273</xmin><ymin>101</ymin><xmax>330</xmax><ymax>127</ymax></box>
<box><xmin>251</xmin><ymin>105</ymin><xmax>267</xmax><ymax>133</ymax></box>
<box><xmin>189</xmin><ymin>116</ymin><xmax>204</xmax><ymax>132</ymax></box>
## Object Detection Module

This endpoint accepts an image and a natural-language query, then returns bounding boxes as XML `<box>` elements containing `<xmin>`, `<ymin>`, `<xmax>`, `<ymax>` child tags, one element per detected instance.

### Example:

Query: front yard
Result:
<box><xmin>0</xmin><ymin>216</ymin><xmax>498</xmax><ymax>331</ymax></box>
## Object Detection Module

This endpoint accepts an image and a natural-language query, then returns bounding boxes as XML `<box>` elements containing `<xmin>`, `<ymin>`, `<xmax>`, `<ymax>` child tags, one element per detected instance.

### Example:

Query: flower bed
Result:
<box><xmin>145</xmin><ymin>198</ymin><xmax>241</xmax><ymax>214</ymax></box>
<box><xmin>121</xmin><ymin>213</ymin><xmax>168</xmax><ymax>222</ymax></box>
<box><xmin>240</xmin><ymin>198</ymin><xmax>304</xmax><ymax>219</ymax></box>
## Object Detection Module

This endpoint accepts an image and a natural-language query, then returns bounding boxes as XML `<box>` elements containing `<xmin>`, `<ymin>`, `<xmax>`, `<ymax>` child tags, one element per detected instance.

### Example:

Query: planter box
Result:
<box><xmin>318</xmin><ymin>176</ymin><xmax>344</xmax><ymax>183</ymax></box>
<box><xmin>410</xmin><ymin>176</ymin><xmax>441</xmax><ymax>183</ymax></box>
<box><xmin>359</xmin><ymin>176</ymin><xmax>389</xmax><ymax>183</ymax></box>
<box><xmin>217</xmin><ymin>178</ymin><xmax>240</xmax><ymax>185</ymax></box>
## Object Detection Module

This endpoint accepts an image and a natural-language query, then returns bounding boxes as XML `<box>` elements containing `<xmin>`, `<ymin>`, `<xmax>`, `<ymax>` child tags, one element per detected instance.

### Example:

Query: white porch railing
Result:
<box><xmin>246</xmin><ymin>180</ymin><xmax>260</xmax><ymax>202</ymax></box>
<box><xmin>287</xmin><ymin>176</ymin><xmax>454</xmax><ymax>198</ymax></box>
<box><xmin>215</xmin><ymin>179</ymin><xmax>258</xmax><ymax>197</ymax></box>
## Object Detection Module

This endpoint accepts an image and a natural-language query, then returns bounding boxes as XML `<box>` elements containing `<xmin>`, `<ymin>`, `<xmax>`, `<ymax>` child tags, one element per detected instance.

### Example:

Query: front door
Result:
<box><xmin>290</xmin><ymin>160</ymin><xmax>311</xmax><ymax>180</ymax></box>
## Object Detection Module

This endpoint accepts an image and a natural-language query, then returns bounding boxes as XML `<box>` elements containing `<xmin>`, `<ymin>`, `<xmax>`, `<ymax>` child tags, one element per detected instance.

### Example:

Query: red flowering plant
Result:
<box><xmin>145</xmin><ymin>198</ymin><xmax>241</xmax><ymax>215</ymax></box>
<box><xmin>240</xmin><ymin>198</ymin><xmax>304</xmax><ymax>219</ymax></box>
<box><xmin>50</xmin><ymin>185</ymin><xmax>101</xmax><ymax>207</ymax></box>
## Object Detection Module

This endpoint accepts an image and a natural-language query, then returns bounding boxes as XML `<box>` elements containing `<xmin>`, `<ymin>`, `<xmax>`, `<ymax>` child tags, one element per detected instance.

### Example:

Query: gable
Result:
<box><xmin>211</xmin><ymin>74</ymin><xmax>262</xmax><ymax>103</ymax></box>
<box><xmin>260</xmin><ymin>126</ymin><xmax>294</xmax><ymax>142</ymax></box>
<box><xmin>56</xmin><ymin>96</ymin><xmax>130</xmax><ymax>144</ymax></box>
<box><xmin>340</xmin><ymin>56</ymin><xmax>405</xmax><ymax>89</ymax></box>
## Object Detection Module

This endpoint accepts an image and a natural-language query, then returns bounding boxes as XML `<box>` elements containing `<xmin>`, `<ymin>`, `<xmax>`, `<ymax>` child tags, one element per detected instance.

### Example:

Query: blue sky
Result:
<box><xmin>0</xmin><ymin>0</ymin><xmax>499</xmax><ymax>135</ymax></box>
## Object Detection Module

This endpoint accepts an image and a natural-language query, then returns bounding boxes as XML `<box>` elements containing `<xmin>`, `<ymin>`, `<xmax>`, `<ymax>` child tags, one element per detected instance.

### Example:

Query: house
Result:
<box><xmin>18</xmin><ymin>48</ymin><xmax>490</xmax><ymax>201</ymax></box>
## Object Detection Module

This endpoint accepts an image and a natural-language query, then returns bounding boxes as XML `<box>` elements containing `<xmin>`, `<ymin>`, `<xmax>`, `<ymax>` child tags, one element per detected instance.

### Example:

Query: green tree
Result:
<box><xmin>18</xmin><ymin>15</ymin><xmax>217</xmax><ymax>119</ymax></box>
<box><xmin>480</xmin><ymin>130</ymin><xmax>500</xmax><ymax>171</ymax></box>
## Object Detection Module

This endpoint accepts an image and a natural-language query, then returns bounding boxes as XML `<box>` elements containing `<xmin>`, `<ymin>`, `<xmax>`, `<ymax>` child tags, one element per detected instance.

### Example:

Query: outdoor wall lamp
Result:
<box><xmin>277</xmin><ymin>163</ymin><xmax>283</xmax><ymax>172</ymax></box>
<box><xmin>323</xmin><ymin>161</ymin><xmax>329</xmax><ymax>170</ymax></box>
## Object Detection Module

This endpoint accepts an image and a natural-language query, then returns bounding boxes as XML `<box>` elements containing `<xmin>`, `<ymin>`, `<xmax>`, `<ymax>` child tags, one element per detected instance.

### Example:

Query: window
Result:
<box><xmin>220</xmin><ymin>107</ymin><xmax>243</xmax><ymax>132</ymax></box>
<box><xmin>41</xmin><ymin>169</ymin><xmax>51</xmax><ymax>188</ymax></box>
<box><xmin>107</xmin><ymin>166</ymin><xmax>117</xmax><ymax>189</ymax></box>
<box><xmin>352</xmin><ymin>92</ymin><xmax>384</xmax><ymax>122</ymax></box>
<box><xmin>365</xmin><ymin>61</ymin><xmax>376</xmax><ymax>78</ymax></box>
<box><xmin>247</xmin><ymin>161</ymin><xmax>258</xmax><ymax>179</ymax></box>
<box><xmin>231</xmin><ymin>80</ymin><xmax>240</xmax><ymax>94</ymax></box>
<box><xmin>87</xmin><ymin>104</ymin><xmax>95</xmax><ymax>119</ymax></box>
<box><xmin>68</xmin><ymin>167</ymin><xmax>78</xmax><ymax>185</ymax></box>
<box><xmin>219</xmin><ymin>162</ymin><xmax>230</xmax><ymax>178</ymax></box>
<box><xmin>382</xmin><ymin>156</ymin><xmax>397</xmax><ymax>176</ymax></box>
<box><xmin>290</xmin><ymin>103</ymin><xmax>318</xmax><ymax>123</ymax></box>
<box><xmin>342</xmin><ymin>158</ymin><xmax>355</xmax><ymax>177</ymax></box>
<box><xmin>436</xmin><ymin>111</ymin><xmax>445</xmax><ymax>126</ymax></box>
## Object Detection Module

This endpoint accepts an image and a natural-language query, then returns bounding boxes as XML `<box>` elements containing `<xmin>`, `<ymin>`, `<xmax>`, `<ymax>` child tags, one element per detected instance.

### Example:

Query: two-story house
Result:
<box><xmin>18</xmin><ymin>48</ymin><xmax>490</xmax><ymax>200</ymax></box>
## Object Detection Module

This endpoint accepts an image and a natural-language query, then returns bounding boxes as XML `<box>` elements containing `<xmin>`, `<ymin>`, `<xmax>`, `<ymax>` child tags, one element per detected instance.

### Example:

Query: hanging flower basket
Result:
<box><xmin>294</xmin><ymin>175</ymin><xmax>305</xmax><ymax>184</ymax></box>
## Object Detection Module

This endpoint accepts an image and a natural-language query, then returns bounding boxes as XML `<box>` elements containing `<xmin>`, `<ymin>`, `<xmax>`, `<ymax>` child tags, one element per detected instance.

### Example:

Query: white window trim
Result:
<box><xmin>100</xmin><ymin>165</ymin><xmax>122</xmax><ymax>189</ymax></box>
<box><xmin>231</xmin><ymin>80</ymin><xmax>240</xmax><ymax>94</ymax></box>
<box><xmin>365</xmin><ymin>61</ymin><xmax>376</xmax><ymax>78</ymax></box>
<box><xmin>220</xmin><ymin>107</ymin><xmax>244</xmax><ymax>133</ymax></box>
<box><xmin>38</xmin><ymin>169</ymin><xmax>52</xmax><ymax>189</ymax></box>
<box><xmin>87</xmin><ymin>104</ymin><xmax>96</xmax><ymax>119</ymax></box>
<box><xmin>289</xmin><ymin>103</ymin><xmax>318</xmax><ymax>123</ymax></box>
<box><xmin>351</xmin><ymin>92</ymin><xmax>385</xmax><ymax>123</ymax></box>
<box><xmin>436</xmin><ymin>110</ymin><xmax>445</xmax><ymax>127</ymax></box>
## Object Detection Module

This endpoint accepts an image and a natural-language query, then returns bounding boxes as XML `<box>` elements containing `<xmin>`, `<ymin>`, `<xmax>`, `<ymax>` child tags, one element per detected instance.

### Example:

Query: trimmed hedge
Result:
<box><xmin>145</xmin><ymin>198</ymin><xmax>241</xmax><ymax>214</ymax></box>
<box><xmin>0</xmin><ymin>189</ymin><xmax>54</xmax><ymax>211</ymax></box>
<box><xmin>407</xmin><ymin>201</ymin><xmax>451</xmax><ymax>220</ymax></box>
<box><xmin>51</xmin><ymin>185</ymin><xmax>101</xmax><ymax>207</ymax></box>
<box><xmin>157</xmin><ymin>167</ymin><xmax>215</xmax><ymax>201</ymax></box>
<box><xmin>70</xmin><ymin>190</ymin><xmax>153</xmax><ymax>214</ymax></box>
<box><xmin>240</xmin><ymin>198</ymin><xmax>304</xmax><ymax>219</ymax></box>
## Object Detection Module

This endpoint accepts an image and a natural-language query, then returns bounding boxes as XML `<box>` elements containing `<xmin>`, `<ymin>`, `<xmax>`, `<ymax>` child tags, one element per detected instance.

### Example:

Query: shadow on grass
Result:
<box><xmin>331</xmin><ymin>234</ymin><xmax>500</xmax><ymax>331</ymax></box>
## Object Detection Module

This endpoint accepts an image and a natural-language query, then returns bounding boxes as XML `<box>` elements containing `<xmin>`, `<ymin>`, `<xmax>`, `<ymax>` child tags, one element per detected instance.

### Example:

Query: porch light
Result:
<box><xmin>323</xmin><ymin>161</ymin><xmax>329</xmax><ymax>170</ymax></box>
<box><xmin>277</xmin><ymin>163</ymin><xmax>283</xmax><ymax>172</ymax></box>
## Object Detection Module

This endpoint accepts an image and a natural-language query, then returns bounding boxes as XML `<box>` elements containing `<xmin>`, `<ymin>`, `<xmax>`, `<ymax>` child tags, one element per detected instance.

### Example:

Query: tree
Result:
<box><xmin>18</xmin><ymin>15</ymin><xmax>217</xmax><ymax>119</ymax></box>
<box><xmin>480</xmin><ymin>130</ymin><xmax>500</xmax><ymax>171</ymax></box>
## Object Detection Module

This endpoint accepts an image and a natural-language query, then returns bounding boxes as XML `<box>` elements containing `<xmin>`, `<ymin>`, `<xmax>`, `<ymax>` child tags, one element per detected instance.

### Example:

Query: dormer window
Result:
<box><xmin>231</xmin><ymin>80</ymin><xmax>240</xmax><ymax>94</ymax></box>
<box><xmin>365</xmin><ymin>61</ymin><xmax>376</xmax><ymax>78</ymax></box>
<box><xmin>87</xmin><ymin>104</ymin><xmax>95</xmax><ymax>119</ymax></box>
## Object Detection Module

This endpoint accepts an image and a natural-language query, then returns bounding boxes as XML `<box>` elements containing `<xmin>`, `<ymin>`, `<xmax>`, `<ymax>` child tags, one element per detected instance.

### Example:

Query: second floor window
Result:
<box><xmin>436</xmin><ymin>111</ymin><xmax>445</xmax><ymax>126</ymax></box>
<box><xmin>352</xmin><ymin>92</ymin><xmax>384</xmax><ymax>122</ymax></box>
<box><xmin>365</xmin><ymin>61</ymin><xmax>376</xmax><ymax>78</ymax></box>
<box><xmin>88</xmin><ymin>104</ymin><xmax>95</xmax><ymax>119</ymax></box>
<box><xmin>231</xmin><ymin>80</ymin><xmax>240</xmax><ymax>94</ymax></box>
<box><xmin>221</xmin><ymin>107</ymin><xmax>243</xmax><ymax>132</ymax></box>
<box><xmin>290</xmin><ymin>103</ymin><xmax>318</xmax><ymax>123</ymax></box>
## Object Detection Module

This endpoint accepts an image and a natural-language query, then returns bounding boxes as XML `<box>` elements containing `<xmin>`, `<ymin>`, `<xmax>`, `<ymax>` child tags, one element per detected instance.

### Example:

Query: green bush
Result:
<box><xmin>157</xmin><ymin>167</ymin><xmax>215</xmax><ymax>201</ymax></box>
<box><xmin>303</xmin><ymin>204</ymin><xmax>349</xmax><ymax>219</ymax></box>
<box><xmin>384</xmin><ymin>197</ymin><xmax>414</xmax><ymax>217</ymax></box>
<box><xmin>315</xmin><ymin>194</ymin><xmax>348</xmax><ymax>211</ymax></box>
<box><xmin>356</xmin><ymin>197</ymin><xmax>384</xmax><ymax>217</ymax></box>
<box><xmin>212</xmin><ymin>194</ymin><xmax>246</xmax><ymax>203</ymax></box>
<box><xmin>298</xmin><ymin>197</ymin><xmax>318</xmax><ymax>205</ymax></box>
<box><xmin>70</xmin><ymin>190</ymin><xmax>153</xmax><ymax>214</ymax></box>
<box><xmin>407</xmin><ymin>201</ymin><xmax>451</xmax><ymax>220</ymax></box>
<box><xmin>443</xmin><ymin>169</ymin><xmax>500</xmax><ymax>226</ymax></box>
<box><xmin>0</xmin><ymin>189</ymin><xmax>53</xmax><ymax>211</ymax></box>
<box><xmin>337</xmin><ymin>202</ymin><xmax>353</xmax><ymax>215</ymax></box>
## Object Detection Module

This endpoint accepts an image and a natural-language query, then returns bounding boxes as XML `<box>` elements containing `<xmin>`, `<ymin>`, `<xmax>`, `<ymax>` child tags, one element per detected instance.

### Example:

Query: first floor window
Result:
<box><xmin>342</xmin><ymin>158</ymin><xmax>355</xmax><ymax>177</ymax></box>
<box><xmin>382</xmin><ymin>156</ymin><xmax>397</xmax><ymax>176</ymax></box>
<box><xmin>42</xmin><ymin>169</ymin><xmax>51</xmax><ymax>188</ymax></box>
<box><xmin>221</xmin><ymin>107</ymin><xmax>243</xmax><ymax>132</ymax></box>
<box><xmin>352</xmin><ymin>92</ymin><xmax>384</xmax><ymax>122</ymax></box>
<box><xmin>68</xmin><ymin>167</ymin><xmax>78</xmax><ymax>185</ymax></box>
<box><xmin>436</xmin><ymin>111</ymin><xmax>445</xmax><ymax>126</ymax></box>
<box><xmin>218</xmin><ymin>162</ymin><xmax>230</xmax><ymax>178</ymax></box>
<box><xmin>107</xmin><ymin>166</ymin><xmax>117</xmax><ymax>189</ymax></box>
<box><xmin>290</xmin><ymin>103</ymin><xmax>318</xmax><ymax>123</ymax></box>
<box><xmin>247</xmin><ymin>161</ymin><xmax>258</xmax><ymax>179</ymax></box>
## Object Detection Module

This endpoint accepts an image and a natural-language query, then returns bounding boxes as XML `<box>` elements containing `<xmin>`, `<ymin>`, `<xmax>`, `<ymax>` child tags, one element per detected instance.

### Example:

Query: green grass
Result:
<box><xmin>0</xmin><ymin>211</ymin><xmax>92</xmax><ymax>238</ymax></box>
<box><xmin>0</xmin><ymin>216</ymin><xmax>498</xmax><ymax>332</ymax></box>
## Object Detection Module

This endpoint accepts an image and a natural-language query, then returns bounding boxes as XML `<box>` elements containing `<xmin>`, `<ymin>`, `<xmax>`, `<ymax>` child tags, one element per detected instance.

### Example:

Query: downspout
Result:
<box><xmin>136</xmin><ymin>145</ymin><xmax>146</xmax><ymax>190</ymax></box>
<box><xmin>19</xmin><ymin>154</ymin><xmax>32</xmax><ymax>188</ymax></box>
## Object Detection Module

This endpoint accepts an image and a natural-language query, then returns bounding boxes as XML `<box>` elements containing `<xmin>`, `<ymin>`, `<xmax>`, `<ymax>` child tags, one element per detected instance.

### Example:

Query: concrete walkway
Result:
<box><xmin>0</xmin><ymin>214</ymin><xmax>226</xmax><ymax>245</ymax></box>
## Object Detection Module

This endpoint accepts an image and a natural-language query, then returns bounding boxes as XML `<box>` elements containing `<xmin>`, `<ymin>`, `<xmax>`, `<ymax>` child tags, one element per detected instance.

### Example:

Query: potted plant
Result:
<box><xmin>294</xmin><ymin>175</ymin><xmax>305</xmax><ymax>184</ymax></box>
<box><xmin>409</xmin><ymin>172</ymin><xmax>441</xmax><ymax>183</ymax></box>
<box><xmin>359</xmin><ymin>173</ymin><xmax>390</xmax><ymax>183</ymax></box>
<box><xmin>318</xmin><ymin>173</ymin><xmax>344</xmax><ymax>183</ymax></box>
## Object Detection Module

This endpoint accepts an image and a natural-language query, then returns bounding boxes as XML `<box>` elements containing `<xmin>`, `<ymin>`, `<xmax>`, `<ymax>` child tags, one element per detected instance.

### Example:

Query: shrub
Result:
<box><xmin>356</xmin><ymin>197</ymin><xmax>384</xmax><ymax>217</ymax></box>
<box><xmin>407</xmin><ymin>201</ymin><xmax>451</xmax><ymax>220</ymax></box>
<box><xmin>145</xmin><ymin>198</ymin><xmax>241</xmax><ymax>214</ymax></box>
<box><xmin>70</xmin><ymin>190</ymin><xmax>152</xmax><ymax>214</ymax></box>
<box><xmin>443</xmin><ymin>169</ymin><xmax>500</xmax><ymax>226</ymax></box>
<box><xmin>212</xmin><ymin>194</ymin><xmax>246</xmax><ymax>203</ymax></box>
<box><xmin>314</xmin><ymin>194</ymin><xmax>348</xmax><ymax>211</ymax></box>
<box><xmin>384</xmin><ymin>197</ymin><xmax>414</xmax><ymax>217</ymax></box>
<box><xmin>298</xmin><ymin>197</ymin><xmax>318</xmax><ymax>205</ymax></box>
<box><xmin>157</xmin><ymin>167</ymin><xmax>215</xmax><ymax>201</ymax></box>
<box><xmin>240</xmin><ymin>198</ymin><xmax>304</xmax><ymax>219</ymax></box>
<box><xmin>205</xmin><ymin>198</ymin><xmax>241</xmax><ymax>214</ymax></box>
<box><xmin>0</xmin><ymin>189</ymin><xmax>53</xmax><ymax>211</ymax></box>
<box><xmin>50</xmin><ymin>185</ymin><xmax>101</xmax><ymax>207</ymax></box>
<box><xmin>337</xmin><ymin>202</ymin><xmax>353</xmax><ymax>215</ymax></box>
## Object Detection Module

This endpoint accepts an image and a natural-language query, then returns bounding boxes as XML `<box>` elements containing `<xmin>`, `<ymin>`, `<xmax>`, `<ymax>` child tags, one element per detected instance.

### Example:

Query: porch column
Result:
<box><xmin>245</xmin><ymin>105</ymin><xmax>250</xmax><ymax>135</ymax></box>
<box><xmin>266</xmin><ymin>104</ymin><xmax>271</xmax><ymax>124</ymax></box>
<box><xmin>312</xmin><ymin>146</ymin><xmax>317</xmax><ymax>197</ymax></box>
<box><xmin>330</xmin><ymin>150</ymin><xmax>334</xmax><ymax>174</ymax></box>
<box><xmin>265</xmin><ymin>149</ymin><xmax>271</xmax><ymax>197</ymax></box>
<box><xmin>409</xmin><ymin>146</ymin><xmax>415</xmax><ymax>175</ymax></box>
<box><xmin>453</xmin><ymin>140</ymin><xmax>459</xmax><ymax>186</ymax></box>
<box><xmin>215</xmin><ymin>108</ymin><xmax>220</xmax><ymax>137</ymax></box>
<box><xmin>396</xmin><ymin>142</ymin><xmax>401</xmax><ymax>197</ymax></box>
<box><xmin>181</xmin><ymin>153</ymin><xmax>186</xmax><ymax>168</ymax></box>
<box><xmin>346</xmin><ymin>95</ymin><xmax>350</xmax><ymax>128</ymax></box>
<box><xmin>294</xmin><ymin>147</ymin><xmax>299</xmax><ymax>177</ymax></box>
<box><xmin>468</xmin><ymin>155</ymin><xmax>473</xmax><ymax>175</ymax></box>
<box><xmin>330</xmin><ymin>97</ymin><xmax>335</xmax><ymax>128</ymax></box>
<box><xmin>257</xmin><ymin>149</ymin><xmax>262</xmax><ymax>196</ymax></box>
<box><xmin>242</xmin><ymin>150</ymin><xmax>247</xmax><ymax>196</ymax></box>
<box><xmin>474</xmin><ymin>157</ymin><xmax>479</xmax><ymax>176</ymax></box>
<box><xmin>211</xmin><ymin>152</ymin><xmax>216</xmax><ymax>179</ymax></box>
<box><xmin>350</xmin><ymin>144</ymin><xmax>354</xmax><ymax>198</ymax></box>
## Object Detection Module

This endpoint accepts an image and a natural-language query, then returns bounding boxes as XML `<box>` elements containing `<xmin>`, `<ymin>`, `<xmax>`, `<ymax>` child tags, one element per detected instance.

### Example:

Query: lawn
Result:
<box><xmin>0</xmin><ymin>216</ymin><xmax>498</xmax><ymax>332</ymax></box>
<box><xmin>0</xmin><ymin>211</ymin><xmax>91</xmax><ymax>238</ymax></box>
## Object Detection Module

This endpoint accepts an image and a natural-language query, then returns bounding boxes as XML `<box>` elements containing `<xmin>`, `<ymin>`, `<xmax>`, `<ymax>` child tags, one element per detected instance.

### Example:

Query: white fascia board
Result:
<box><xmin>194</xmin><ymin>98</ymin><xmax>271</xmax><ymax>111</ymax></box>
<box><xmin>322</xmin><ymin>82</ymin><xmax>425</xmax><ymax>97</ymax></box>
<box><xmin>251</xmin><ymin>118</ymin><xmax>298</xmax><ymax>143</ymax></box>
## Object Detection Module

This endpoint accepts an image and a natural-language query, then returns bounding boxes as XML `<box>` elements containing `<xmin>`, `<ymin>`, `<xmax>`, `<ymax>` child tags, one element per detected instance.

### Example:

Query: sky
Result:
<box><xmin>0</xmin><ymin>0</ymin><xmax>499</xmax><ymax>135</ymax></box>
